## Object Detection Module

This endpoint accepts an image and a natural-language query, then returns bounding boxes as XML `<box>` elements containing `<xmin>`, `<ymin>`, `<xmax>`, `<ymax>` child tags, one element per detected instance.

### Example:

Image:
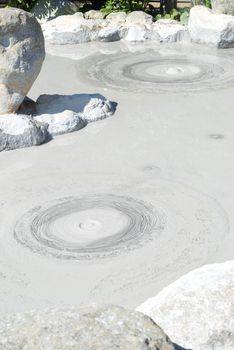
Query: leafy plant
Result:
<box><xmin>155</xmin><ymin>7</ymin><xmax>190</xmax><ymax>25</ymax></box>
<box><xmin>5</xmin><ymin>0</ymin><xmax>37</xmax><ymax>10</ymax></box>
<box><xmin>101</xmin><ymin>0</ymin><xmax>150</xmax><ymax>15</ymax></box>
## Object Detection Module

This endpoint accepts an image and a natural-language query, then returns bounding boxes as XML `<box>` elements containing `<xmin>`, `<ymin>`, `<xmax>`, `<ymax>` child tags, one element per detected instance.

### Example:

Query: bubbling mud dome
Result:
<box><xmin>14</xmin><ymin>194</ymin><xmax>160</xmax><ymax>260</ymax></box>
<box><xmin>77</xmin><ymin>44</ymin><xmax>234</xmax><ymax>93</ymax></box>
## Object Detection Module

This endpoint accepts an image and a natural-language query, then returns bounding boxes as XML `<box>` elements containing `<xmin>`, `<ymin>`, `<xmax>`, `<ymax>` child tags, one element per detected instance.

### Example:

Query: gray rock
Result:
<box><xmin>42</xmin><ymin>13</ymin><xmax>91</xmax><ymax>44</ymax></box>
<box><xmin>31</xmin><ymin>0</ymin><xmax>80</xmax><ymax>23</ymax></box>
<box><xmin>98</xmin><ymin>27</ymin><xmax>121</xmax><ymax>42</ymax></box>
<box><xmin>137</xmin><ymin>261</ymin><xmax>234</xmax><ymax>350</ymax></box>
<box><xmin>0</xmin><ymin>8</ymin><xmax>45</xmax><ymax>114</ymax></box>
<box><xmin>211</xmin><ymin>0</ymin><xmax>234</xmax><ymax>15</ymax></box>
<box><xmin>0</xmin><ymin>114</ymin><xmax>48</xmax><ymax>152</ymax></box>
<box><xmin>188</xmin><ymin>5</ymin><xmax>234</xmax><ymax>48</ymax></box>
<box><xmin>0</xmin><ymin>305</ymin><xmax>175</xmax><ymax>350</ymax></box>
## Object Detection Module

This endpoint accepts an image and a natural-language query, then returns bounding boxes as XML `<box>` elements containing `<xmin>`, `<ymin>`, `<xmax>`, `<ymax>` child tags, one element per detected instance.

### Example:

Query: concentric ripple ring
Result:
<box><xmin>77</xmin><ymin>48</ymin><xmax>234</xmax><ymax>93</ymax></box>
<box><xmin>14</xmin><ymin>194</ymin><xmax>162</xmax><ymax>260</ymax></box>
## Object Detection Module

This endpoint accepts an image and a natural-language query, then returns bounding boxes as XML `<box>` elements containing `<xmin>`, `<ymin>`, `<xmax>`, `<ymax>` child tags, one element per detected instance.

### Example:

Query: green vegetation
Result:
<box><xmin>156</xmin><ymin>8</ymin><xmax>190</xmax><ymax>24</ymax></box>
<box><xmin>101</xmin><ymin>0</ymin><xmax>149</xmax><ymax>15</ymax></box>
<box><xmin>6</xmin><ymin>0</ymin><xmax>37</xmax><ymax>10</ymax></box>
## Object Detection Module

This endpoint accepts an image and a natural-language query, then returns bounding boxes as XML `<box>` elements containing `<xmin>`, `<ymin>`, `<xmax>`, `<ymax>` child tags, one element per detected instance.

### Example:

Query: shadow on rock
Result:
<box><xmin>173</xmin><ymin>343</ymin><xmax>192</xmax><ymax>350</ymax></box>
<box><xmin>33</xmin><ymin>93</ymin><xmax>117</xmax><ymax>136</ymax></box>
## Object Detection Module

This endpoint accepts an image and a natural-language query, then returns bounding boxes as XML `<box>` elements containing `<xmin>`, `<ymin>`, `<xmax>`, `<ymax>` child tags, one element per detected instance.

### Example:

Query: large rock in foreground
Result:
<box><xmin>137</xmin><ymin>261</ymin><xmax>234</xmax><ymax>350</ymax></box>
<box><xmin>0</xmin><ymin>8</ymin><xmax>45</xmax><ymax>114</ymax></box>
<box><xmin>0</xmin><ymin>305</ymin><xmax>175</xmax><ymax>350</ymax></box>
<box><xmin>0</xmin><ymin>114</ymin><xmax>48</xmax><ymax>151</ymax></box>
<box><xmin>188</xmin><ymin>5</ymin><xmax>234</xmax><ymax>48</ymax></box>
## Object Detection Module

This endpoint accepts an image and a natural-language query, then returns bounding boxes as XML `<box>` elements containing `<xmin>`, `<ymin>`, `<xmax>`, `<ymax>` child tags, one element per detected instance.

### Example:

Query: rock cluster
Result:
<box><xmin>0</xmin><ymin>94</ymin><xmax>116</xmax><ymax>151</ymax></box>
<box><xmin>42</xmin><ymin>7</ymin><xmax>234</xmax><ymax>48</ymax></box>
<box><xmin>0</xmin><ymin>8</ymin><xmax>45</xmax><ymax>114</ymax></box>
<box><xmin>0</xmin><ymin>8</ymin><xmax>116</xmax><ymax>152</ymax></box>
<box><xmin>137</xmin><ymin>261</ymin><xmax>234</xmax><ymax>350</ymax></box>
<box><xmin>42</xmin><ymin>11</ymin><xmax>189</xmax><ymax>44</ymax></box>
<box><xmin>0</xmin><ymin>305</ymin><xmax>175</xmax><ymax>350</ymax></box>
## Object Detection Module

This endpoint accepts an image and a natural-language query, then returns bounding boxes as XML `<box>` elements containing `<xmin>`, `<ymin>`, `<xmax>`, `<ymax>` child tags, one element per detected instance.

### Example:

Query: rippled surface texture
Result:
<box><xmin>76</xmin><ymin>44</ymin><xmax>234</xmax><ymax>93</ymax></box>
<box><xmin>14</xmin><ymin>194</ymin><xmax>159</xmax><ymax>259</ymax></box>
<box><xmin>0</xmin><ymin>42</ymin><xmax>234</xmax><ymax>312</ymax></box>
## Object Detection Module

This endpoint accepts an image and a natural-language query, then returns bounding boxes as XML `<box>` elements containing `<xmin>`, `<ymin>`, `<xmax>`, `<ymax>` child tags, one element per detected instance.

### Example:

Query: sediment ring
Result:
<box><xmin>78</xmin><ymin>48</ymin><xmax>234</xmax><ymax>93</ymax></box>
<box><xmin>14</xmin><ymin>194</ymin><xmax>162</xmax><ymax>260</ymax></box>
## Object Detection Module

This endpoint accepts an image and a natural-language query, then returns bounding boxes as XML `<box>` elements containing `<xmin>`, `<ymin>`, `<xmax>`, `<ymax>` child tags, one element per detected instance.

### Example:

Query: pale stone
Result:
<box><xmin>42</xmin><ymin>13</ymin><xmax>91</xmax><ymax>44</ymax></box>
<box><xmin>85</xmin><ymin>10</ymin><xmax>105</xmax><ymax>20</ymax></box>
<box><xmin>137</xmin><ymin>261</ymin><xmax>234</xmax><ymax>350</ymax></box>
<box><xmin>106</xmin><ymin>12</ymin><xmax>127</xmax><ymax>25</ymax></box>
<box><xmin>126</xmin><ymin>11</ymin><xmax>153</xmax><ymax>29</ymax></box>
<box><xmin>124</xmin><ymin>26</ymin><xmax>146</xmax><ymax>42</ymax></box>
<box><xmin>188</xmin><ymin>5</ymin><xmax>234</xmax><ymax>48</ymax></box>
<box><xmin>0</xmin><ymin>8</ymin><xmax>45</xmax><ymax>114</ymax></box>
<box><xmin>0</xmin><ymin>305</ymin><xmax>175</xmax><ymax>350</ymax></box>
<box><xmin>0</xmin><ymin>114</ymin><xmax>48</xmax><ymax>151</ymax></box>
<box><xmin>152</xmin><ymin>19</ymin><xmax>190</xmax><ymax>42</ymax></box>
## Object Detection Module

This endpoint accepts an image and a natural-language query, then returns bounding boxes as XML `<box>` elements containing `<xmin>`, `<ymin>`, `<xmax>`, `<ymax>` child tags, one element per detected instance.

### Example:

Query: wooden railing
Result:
<box><xmin>149</xmin><ymin>0</ymin><xmax>192</xmax><ymax>8</ymax></box>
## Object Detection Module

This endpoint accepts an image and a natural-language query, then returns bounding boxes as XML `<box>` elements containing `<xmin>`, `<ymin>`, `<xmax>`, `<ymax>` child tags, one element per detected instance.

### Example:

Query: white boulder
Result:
<box><xmin>106</xmin><ymin>12</ymin><xmax>127</xmax><ymax>26</ymax></box>
<box><xmin>0</xmin><ymin>114</ymin><xmax>48</xmax><ymax>151</ymax></box>
<box><xmin>0</xmin><ymin>8</ymin><xmax>45</xmax><ymax>114</ymax></box>
<box><xmin>188</xmin><ymin>5</ymin><xmax>234</xmax><ymax>48</ymax></box>
<box><xmin>125</xmin><ymin>26</ymin><xmax>147</xmax><ymax>42</ymax></box>
<box><xmin>152</xmin><ymin>19</ymin><xmax>190</xmax><ymax>42</ymax></box>
<box><xmin>34</xmin><ymin>94</ymin><xmax>116</xmax><ymax>135</ymax></box>
<box><xmin>85</xmin><ymin>10</ymin><xmax>105</xmax><ymax>20</ymax></box>
<box><xmin>126</xmin><ymin>11</ymin><xmax>153</xmax><ymax>29</ymax></box>
<box><xmin>42</xmin><ymin>13</ymin><xmax>91</xmax><ymax>44</ymax></box>
<box><xmin>137</xmin><ymin>261</ymin><xmax>234</xmax><ymax>350</ymax></box>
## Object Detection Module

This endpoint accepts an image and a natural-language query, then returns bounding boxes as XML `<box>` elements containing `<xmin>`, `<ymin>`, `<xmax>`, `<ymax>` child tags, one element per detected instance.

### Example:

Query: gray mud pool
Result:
<box><xmin>0</xmin><ymin>41</ymin><xmax>233</xmax><ymax>312</ymax></box>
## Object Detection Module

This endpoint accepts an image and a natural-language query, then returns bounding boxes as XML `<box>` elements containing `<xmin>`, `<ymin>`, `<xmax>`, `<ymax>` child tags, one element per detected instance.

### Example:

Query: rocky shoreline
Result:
<box><xmin>41</xmin><ymin>6</ymin><xmax>234</xmax><ymax>48</ymax></box>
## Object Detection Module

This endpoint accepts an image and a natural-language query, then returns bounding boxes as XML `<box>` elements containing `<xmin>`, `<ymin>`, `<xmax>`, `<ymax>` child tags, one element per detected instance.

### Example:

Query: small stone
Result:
<box><xmin>0</xmin><ymin>114</ymin><xmax>48</xmax><ymax>151</ymax></box>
